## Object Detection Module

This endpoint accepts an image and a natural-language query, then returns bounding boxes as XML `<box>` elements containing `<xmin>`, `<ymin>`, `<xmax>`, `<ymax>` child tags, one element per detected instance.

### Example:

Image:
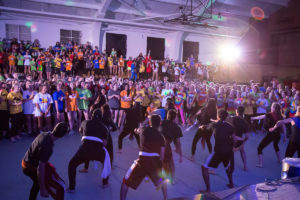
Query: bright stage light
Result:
<box><xmin>219</xmin><ymin>45</ymin><xmax>241</xmax><ymax>62</ymax></box>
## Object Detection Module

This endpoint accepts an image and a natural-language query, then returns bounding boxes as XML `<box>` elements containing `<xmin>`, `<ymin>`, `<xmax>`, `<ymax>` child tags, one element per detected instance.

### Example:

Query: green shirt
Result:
<box><xmin>30</xmin><ymin>60</ymin><xmax>36</xmax><ymax>71</ymax></box>
<box><xmin>76</xmin><ymin>88</ymin><xmax>92</xmax><ymax>110</ymax></box>
<box><xmin>17</xmin><ymin>56</ymin><xmax>24</xmax><ymax>66</ymax></box>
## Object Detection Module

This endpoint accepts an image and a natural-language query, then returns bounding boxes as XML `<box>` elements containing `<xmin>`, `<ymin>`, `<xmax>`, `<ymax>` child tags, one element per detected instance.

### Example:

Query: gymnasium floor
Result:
<box><xmin>0</xmin><ymin>126</ymin><xmax>286</xmax><ymax>200</ymax></box>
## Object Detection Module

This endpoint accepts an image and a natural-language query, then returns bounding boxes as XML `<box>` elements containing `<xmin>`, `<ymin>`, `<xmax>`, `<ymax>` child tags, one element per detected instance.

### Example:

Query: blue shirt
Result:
<box><xmin>93</xmin><ymin>59</ymin><xmax>99</xmax><ymax>69</ymax></box>
<box><xmin>53</xmin><ymin>90</ymin><xmax>65</xmax><ymax>112</ymax></box>
<box><xmin>131</xmin><ymin>63</ymin><xmax>136</xmax><ymax>72</ymax></box>
<box><xmin>293</xmin><ymin>117</ymin><xmax>300</xmax><ymax>129</ymax></box>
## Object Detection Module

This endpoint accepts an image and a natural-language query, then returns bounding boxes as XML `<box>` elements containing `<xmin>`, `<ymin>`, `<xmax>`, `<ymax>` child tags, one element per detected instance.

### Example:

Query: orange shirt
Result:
<box><xmin>120</xmin><ymin>90</ymin><xmax>132</xmax><ymax>109</ymax></box>
<box><xmin>66</xmin><ymin>61</ymin><xmax>72</xmax><ymax>71</ymax></box>
<box><xmin>77</xmin><ymin>52</ymin><xmax>83</xmax><ymax>60</ymax></box>
<box><xmin>119</xmin><ymin>58</ymin><xmax>124</xmax><ymax>67</ymax></box>
<box><xmin>100</xmin><ymin>59</ymin><xmax>105</xmax><ymax>69</ymax></box>
<box><xmin>8</xmin><ymin>55</ymin><xmax>16</xmax><ymax>66</ymax></box>
<box><xmin>146</xmin><ymin>107</ymin><xmax>155</xmax><ymax>115</ymax></box>
<box><xmin>65</xmin><ymin>90</ymin><xmax>79</xmax><ymax>111</ymax></box>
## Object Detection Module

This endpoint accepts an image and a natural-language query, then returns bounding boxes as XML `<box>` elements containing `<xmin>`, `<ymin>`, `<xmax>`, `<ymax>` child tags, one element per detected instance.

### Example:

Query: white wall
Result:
<box><xmin>184</xmin><ymin>34</ymin><xmax>240</xmax><ymax>65</ymax></box>
<box><xmin>0</xmin><ymin>13</ymin><xmax>239</xmax><ymax>63</ymax></box>
<box><xmin>0</xmin><ymin>13</ymin><xmax>101</xmax><ymax>48</ymax></box>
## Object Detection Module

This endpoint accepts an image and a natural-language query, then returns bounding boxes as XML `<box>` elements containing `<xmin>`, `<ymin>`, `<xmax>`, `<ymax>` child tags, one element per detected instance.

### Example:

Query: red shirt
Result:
<box><xmin>0</xmin><ymin>52</ymin><xmax>3</xmax><ymax>64</ymax></box>
<box><xmin>69</xmin><ymin>54</ymin><xmax>74</xmax><ymax>62</ymax></box>
<box><xmin>127</xmin><ymin>60</ymin><xmax>133</xmax><ymax>67</ymax></box>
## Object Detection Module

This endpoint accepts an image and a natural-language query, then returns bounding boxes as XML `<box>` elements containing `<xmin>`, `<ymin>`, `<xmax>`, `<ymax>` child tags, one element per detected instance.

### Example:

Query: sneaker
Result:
<box><xmin>66</xmin><ymin>188</ymin><xmax>75</xmax><ymax>193</ymax></box>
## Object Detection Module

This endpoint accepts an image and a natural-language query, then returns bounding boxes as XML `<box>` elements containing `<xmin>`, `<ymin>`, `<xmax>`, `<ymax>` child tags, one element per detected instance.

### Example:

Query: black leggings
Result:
<box><xmin>191</xmin><ymin>127</ymin><xmax>213</xmax><ymax>155</ymax></box>
<box><xmin>68</xmin><ymin>142</ymin><xmax>108</xmax><ymax>190</ymax></box>
<box><xmin>11</xmin><ymin>112</ymin><xmax>22</xmax><ymax>137</ymax></box>
<box><xmin>118</xmin><ymin>128</ymin><xmax>140</xmax><ymax>150</ymax></box>
<box><xmin>285</xmin><ymin>140</ymin><xmax>300</xmax><ymax>158</ymax></box>
<box><xmin>257</xmin><ymin>132</ymin><xmax>281</xmax><ymax>155</ymax></box>
<box><xmin>23</xmin><ymin>168</ymin><xmax>39</xmax><ymax>200</ymax></box>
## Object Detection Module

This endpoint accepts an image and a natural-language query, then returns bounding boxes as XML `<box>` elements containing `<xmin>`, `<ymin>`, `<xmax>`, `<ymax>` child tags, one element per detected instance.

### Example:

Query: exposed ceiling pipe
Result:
<box><xmin>0</xmin><ymin>6</ymin><xmax>240</xmax><ymax>38</ymax></box>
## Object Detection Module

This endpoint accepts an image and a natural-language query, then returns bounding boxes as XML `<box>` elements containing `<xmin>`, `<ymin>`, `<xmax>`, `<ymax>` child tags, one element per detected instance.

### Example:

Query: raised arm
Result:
<box><xmin>269</xmin><ymin>118</ymin><xmax>293</xmax><ymax>132</ymax></box>
<box><xmin>251</xmin><ymin>114</ymin><xmax>266</xmax><ymax>121</ymax></box>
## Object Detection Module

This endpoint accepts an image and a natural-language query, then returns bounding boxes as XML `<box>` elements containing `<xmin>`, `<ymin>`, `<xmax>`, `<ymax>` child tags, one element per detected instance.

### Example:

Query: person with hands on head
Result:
<box><xmin>269</xmin><ymin>106</ymin><xmax>300</xmax><ymax>158</ymax></box>
<box><xmin>251</xmin><ymin>103</ymin><xmax>285</xmax><ymax>168</ymax></box>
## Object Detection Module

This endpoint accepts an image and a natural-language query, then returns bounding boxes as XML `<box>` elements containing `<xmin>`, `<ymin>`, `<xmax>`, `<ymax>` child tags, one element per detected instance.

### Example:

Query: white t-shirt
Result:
<box><xmin>154</xmin><ymin>63</ymin><xmax>159</xmax><ymax>72</ymax></box>
<box><xmin>33</xmin><ymin>93</ymin><xmax>53</xmax><ymax>117</ymax></box>
<box><xmin>197</xmin><ymin>67</ymin><xmax>203</xmax><ymax>75</ymax></box>
<box><xmin>162</xmin><ymin>65</ymin><xmax>168</xmax><ymax>73</ymax></box>
<box><xmin>161</xmin><ymin>89</ymin><xmax>174</xmax><ymax>107</ymax></box>
<box><xmin>23</xmin><ymin>90</ymin><xmax>37</xmax><ymax>115</ymax></box>
<box><xmin>256</xmin><ymin>98</ymin><xmax>269</xmax><ymax>114</ymax></box>
<box><xmin>24</xmin><ymin>55</ymin><xmax>32</xmax><ymax>65</ymax></box>
<box><xmin>174</xmin><ymin>66</ymin><xmax>180</xmax><ymax>75</ymax></box>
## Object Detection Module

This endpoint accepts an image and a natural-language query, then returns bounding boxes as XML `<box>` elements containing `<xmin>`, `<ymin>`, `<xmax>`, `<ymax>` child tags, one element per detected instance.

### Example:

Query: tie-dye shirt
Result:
<box><xmin>174</xmin><ymin>91</ymin><xmax>186</xmax><ymax>107</ymax></box>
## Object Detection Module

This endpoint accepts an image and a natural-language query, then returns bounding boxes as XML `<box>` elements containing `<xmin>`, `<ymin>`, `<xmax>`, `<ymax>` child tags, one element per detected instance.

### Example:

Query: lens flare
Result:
<box><xmin>251</xmin><ymin>7</ymin><xmax>265</xmax><ymax>21</ymax></box>
<box><xmin>219</xmin><ymin>45</ymin><xmax>241</xmax><ymax>61</ymax></box>
<box><xmin>31</xmin><ymin>24</ymin><xmax>37</xmax><ymax>33</ymax></box>
<box><xmin>25</xmin><ymin>21</ymin><xmax>33</xmax><ymax>28</ymax></box>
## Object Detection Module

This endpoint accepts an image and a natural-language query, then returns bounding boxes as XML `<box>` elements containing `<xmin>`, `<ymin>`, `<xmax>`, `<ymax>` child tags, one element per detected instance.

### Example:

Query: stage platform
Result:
<box><xmin>169</xmin><ymin>177</ymin><xmax>300</xmax><ymax>200</ymax></box>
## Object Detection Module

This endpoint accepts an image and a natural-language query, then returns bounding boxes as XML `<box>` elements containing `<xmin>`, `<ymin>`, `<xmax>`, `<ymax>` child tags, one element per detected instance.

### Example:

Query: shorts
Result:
<box><xmin>123</xmin><ymin>156</ymin><xmax>163</xmax><ymax>190</ymax></box>
<box><xmin>46</xmin><ymin>67</ymin><xmax>52</xmax><ymax>73</ymax></box>
<box><xmin>203</xmin><ymin>152</ymin><xmax>233</xmax><ymax>169</ymax></box>
<box><xmin>120</xmin><ymin>107</ymin><xmax>130</xmax><ymax>111</ymax></box>
<box><xmin>0</xmin><ymin>110</ymin><xmax>9</xmax><ymax>131</ymax></box>
<box><xmin>60</xmin><ymin>67</ymin><xmax>66</xmax><ymax>72</ymax></box>
<box><xmin>111</xmin><ymin>107</ymin><xmax>119</xmax><ymax>111</ymax></box>
<box><xmin>66</xmin><ymin>70</ymin><xmax>71</xmax><ymax>76</ymax></box>
<box><xmin>55</xmin><ymin>68</ymin><xmax>60</xmax><ymax>74</ymax></box>
<box><xmin>94</xmin><ymin>68</ymin><xmax>100</xmax><ymax>74</ymax></box>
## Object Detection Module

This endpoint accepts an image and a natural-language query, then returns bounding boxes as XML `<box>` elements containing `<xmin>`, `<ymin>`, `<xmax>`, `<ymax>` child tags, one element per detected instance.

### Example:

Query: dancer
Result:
<box><xmin>118</xmin><ymin>102</ymin><xmax>142</xmax><ymax>153</ymax></box>
<box><xmin>228</xmin><ymin>106</ymin><xmax>249</xmax><ymax>171</ymax></box>
<box><xmin>120</xmin><ymin>115</ymin><xmax>167</xmax><ymax>200</ymax></box>
<box><xmin>67</xmin><ymin>109</ymin><xmax>111</xmax><ymax>192</ymax></box>
<box><xmin>251</xmin><ymin>103</ymin><xmax>285</xmax><ymax>167</ymax></box>
<box><xmin>190</xmin><ymin>98</ymin><xmax>217</xmax><ymax>161</ymax></box>
<box><xmin>79</xmin><ymin>104</ymin><xmax>116</xmax><ymax>173</ymax></box>
<box><xmin>269</xmin><ymin>106</ymin><xmax>300</xmax><ymax>157</ymax></box>
<box><xmin>22</xmin><ymin>122</ymin><xmax>69</xmax><ymax>200</ymax></box>
<box><xmin>201</xmin><ymin>110</ymin><xmax>234</xmax><ymax>192</ymax></box>
<box><xmin>160</xmin><ymin>109</ymin><xmax>183</xmax><ymax>184</ymax></box>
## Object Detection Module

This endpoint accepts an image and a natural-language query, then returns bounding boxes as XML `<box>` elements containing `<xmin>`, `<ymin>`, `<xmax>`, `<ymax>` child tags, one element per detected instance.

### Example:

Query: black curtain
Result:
<box><xmin>183</xmin><ymin>41</ymin><xmax>199</xmax><ymax>62</ymax></box>
<box><xmin>147</xmin><ymin>37</ymin><xmax>165</xmax><ymax>60</ymax></box>
<box><xmin>106</xmin><ymin>33</ymin><xmax>127</xmax><ymax>58</ymax></box>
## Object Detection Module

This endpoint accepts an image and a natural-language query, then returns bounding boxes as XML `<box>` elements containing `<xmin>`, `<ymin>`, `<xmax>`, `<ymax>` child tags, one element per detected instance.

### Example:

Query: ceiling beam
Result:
<box><xmin>27</xmin><ymin>0</ymin><xmax>102</xmax><ymax>10</ymax></box>
<box><xmin>115</xmin><ymin>0</ymin><xmax>148</xmax><ymax>17</ymax></box>
<box><xmin>0</xmin><ymin>6</ymin><xmax>240</xmax><ymax>38</ymax></box>
<box><xmin>95</xmin><ymin>0</ymin><xmax>112</xmax><ymax>18</ymax></box>
<box><xmin>151</xmin><ymin>0</ymin><xmax>186</xmax><ymax>5</ymax></box>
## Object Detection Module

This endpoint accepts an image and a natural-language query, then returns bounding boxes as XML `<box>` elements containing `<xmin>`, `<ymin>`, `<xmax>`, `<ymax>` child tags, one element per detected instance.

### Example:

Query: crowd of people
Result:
<box><xmin>0</xmin><ymin>38</ymin><xmax>300</xmax><ymax>200</ymax></box>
